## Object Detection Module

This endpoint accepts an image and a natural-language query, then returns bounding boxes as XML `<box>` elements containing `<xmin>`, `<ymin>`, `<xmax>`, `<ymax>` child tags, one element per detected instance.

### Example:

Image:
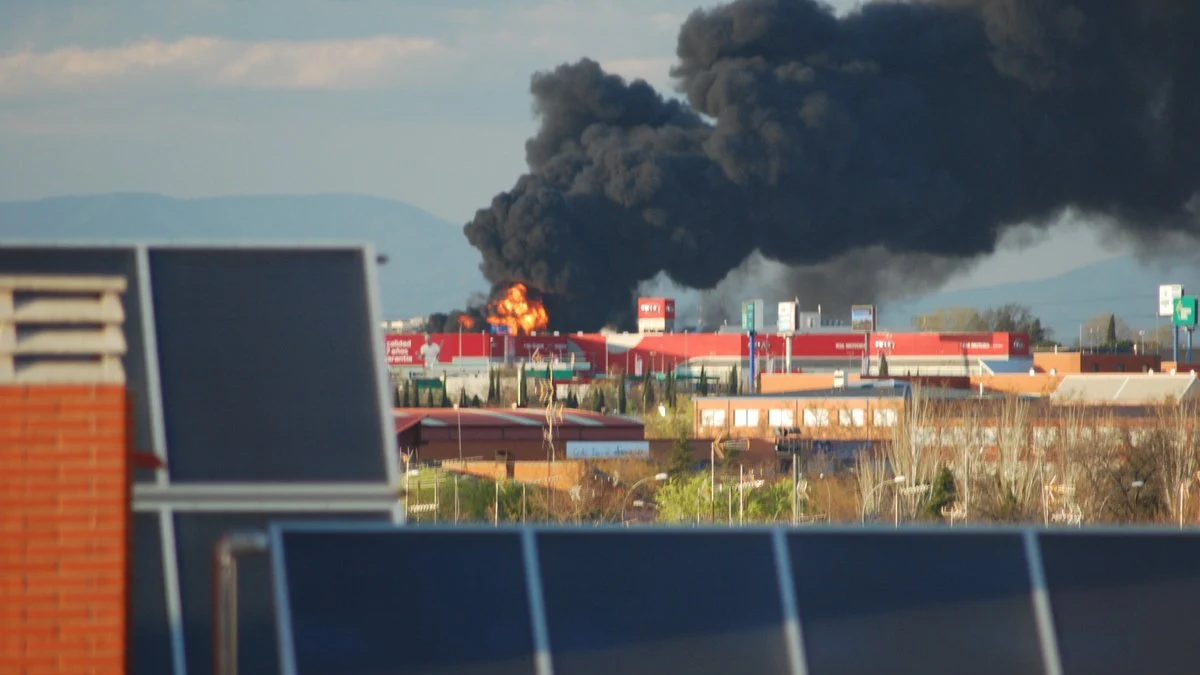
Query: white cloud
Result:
<box><xmin>0</xmin><ymin>35</ymin><xmax>448</xmax><ymax>96</ymax></box>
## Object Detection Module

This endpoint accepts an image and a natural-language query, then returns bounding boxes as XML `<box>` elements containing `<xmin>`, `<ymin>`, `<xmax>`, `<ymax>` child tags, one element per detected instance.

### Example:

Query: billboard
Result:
<box><xmin>778</xmin><ymin>301</ymin><xmax>798</xmax><ymax>333</ymax></box>
<box><xmin>384</xmin><ymin>333</ymin><xmax>492</xmax><ymax>367</ymax></box>
<box><xmin>741</xmin><ymin>299</ymin><xmax>764</xmax><ymax>332</ymax></box>
<box><xmin>850</xmin><ymin>305</ymin><xmax>876</xmax><ymax>332</ymax></box>
<box><xmin>565</xmin><ymin>440</ymin><xmax>650</xmax><ymax>459</ymax></box>
<box><xmin>1173</xmin><ymin>295</ymin><xmax>1197</xmax><ymax>328</ymax></box>
<box><xmin>637</xmin><ymin>298</ymin><xmax>675</xmax><ymax>319</ymax></box>
<box><xmin>1160</xmin><ymin>284</ymin><xmax>1184</xmax><ymax>317</ymax></box>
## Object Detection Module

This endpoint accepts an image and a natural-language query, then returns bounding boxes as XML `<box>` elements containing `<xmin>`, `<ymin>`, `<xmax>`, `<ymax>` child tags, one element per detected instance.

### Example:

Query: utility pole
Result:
<box><xmin>791</xmin><ymin>453</ymin><xmax>798</xmax><ymax>526</ymax></box>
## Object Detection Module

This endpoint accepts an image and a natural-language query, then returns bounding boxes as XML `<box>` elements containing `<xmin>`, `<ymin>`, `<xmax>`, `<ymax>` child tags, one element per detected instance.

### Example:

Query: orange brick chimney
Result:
<box><xmin>0</xmin><ymin>275</ymin><xmax>131</xmax><ymax>675</ymax></box>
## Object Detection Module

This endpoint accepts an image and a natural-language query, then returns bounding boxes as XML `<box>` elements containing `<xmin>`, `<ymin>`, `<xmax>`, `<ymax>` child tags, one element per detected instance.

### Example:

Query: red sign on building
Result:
<box><xmin>637</xmin><ymin>298</ymin><xmax>675</xmax><ymax>319</ymax></box>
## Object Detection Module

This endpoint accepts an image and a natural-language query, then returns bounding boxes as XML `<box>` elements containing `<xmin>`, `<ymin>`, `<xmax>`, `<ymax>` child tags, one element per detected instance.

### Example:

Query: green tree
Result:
<box><xmin>879</xmin><ymin>353</ymin><xmax>890</xmax><ymax>377</ymax></box>
<box><xmin>425</xmin><ymin>388</ymin><xmax>435</xmax><ymax>407</ymax></box>
<box><xmin>925</xmin><ymin>466</ymin><xmax>957</xmax><ymax>520</ymax></box>
<box><xmin>617</xmin><ymin>372</ymin><xmax>627</xmax><ymax>414</ymax></box>
<box><xmin>668</xmin><ymin>432</ymin><xmax>694</xmax><ymax>478</ymax></box>
<box><xmin>486</xmin><ymin>370</ymin><xmax>496</xmax><ymax>405</ymax></box>
<box><xmin>698</xmin><ymin>366</ymin><xmax>708</xmax><ymax>395</ymax></box>
<box><xmin>393</xmin><ymin>383</ymin><xmax>402</xmax><ymax>408</ymax></box>
<box><xmin>642</xmin><ymin>377</ymin><xmax>656</xmax><ymax>412</ymax></box>
<box><xmin>727</xmin><ymin>365</ymin><xmax>739</xmax><ymax>394</ymax></box>
<box><xmin>458</xmin><ymin>387</ymin><xmax>468</xmax><ymax>408</ymax></box>
<box><xmin>401</xmin><ymin>381</ymin><xmax>411</xmax><ymax>407</ymax></box>
<box><xmin>440</xmin><ymin>386</ymin><xmax>451</xmax><ymax>408</ymax></box>
<box><xmin>471</xmin><ymin>393</ymin><xmax>482</xmax><ymax>407</ymax></box>
<box><xmin>517</xmin><ymin>367</ymin><xmax>528</xmax><ymax>406</ymax></box>
<box><xmin>595</xmin><ymin>388</ymin><xmax>606</xmax><ymax>413</ymax></box>
<box><xmin>1106</xmin><ymin>314</ymin><xmax>1118</xmax><ymax>346</ymax></box>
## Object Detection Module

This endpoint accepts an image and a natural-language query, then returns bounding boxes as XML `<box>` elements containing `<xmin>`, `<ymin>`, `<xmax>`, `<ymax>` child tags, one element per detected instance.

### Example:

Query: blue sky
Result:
<box><xmin>0</xmin><ymin>0</ymin><xmax>1123</xmax><ymax>291</ymax></box>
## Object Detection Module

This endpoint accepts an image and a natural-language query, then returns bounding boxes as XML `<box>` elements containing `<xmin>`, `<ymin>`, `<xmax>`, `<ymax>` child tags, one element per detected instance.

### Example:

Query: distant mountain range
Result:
<box><xmin>0</xmin><ymin>193</ymin><xmax>488</xmax><ymax>319</ymax></box>
<box><xmin>1</xmin><ymin>192</ymin><xmax>1196</xmax><ymax>340</ymax></box>
<box><xmin>887</xmin><ymin>255</ymin><xmax>1200</xmax><ymax>342</ymax></box>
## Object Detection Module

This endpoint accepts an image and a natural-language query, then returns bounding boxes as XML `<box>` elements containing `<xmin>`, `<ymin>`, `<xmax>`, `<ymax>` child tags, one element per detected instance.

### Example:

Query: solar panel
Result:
<box><xmin>174</xmin><ymin>512</ymin><xmax>392</xmax><ymax>675</ymax></box>
<box><xmin>1038</xmin><ymin>531</ymin><xmax>1200</xmax><ymax>675</ymax></box>
<box><xmin>534</xmin><ymin>530</ymin><xmax>790</xmax><ymax>675</ymax></box>
<box><xmin>148</xmin><ymin>247</ymin><xmax>392</xmax><ymax>483</ymax></box>
<box><xmin>272</xmin><ymin>525</ymin><xmax>538</xmax><ymax>675</ymax></box>
<box><xmin>787</xmin><ymin>531</ymin><xmax>1047</xmax><ymax>675</ymax></box>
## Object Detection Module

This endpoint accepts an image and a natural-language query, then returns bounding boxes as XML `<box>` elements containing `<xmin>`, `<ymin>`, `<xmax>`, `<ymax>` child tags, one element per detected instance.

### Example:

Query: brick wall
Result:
<box><xmin>0</xmin><ymin>385</ymin><xmax>131</xmax><ymax>675</ymax></box>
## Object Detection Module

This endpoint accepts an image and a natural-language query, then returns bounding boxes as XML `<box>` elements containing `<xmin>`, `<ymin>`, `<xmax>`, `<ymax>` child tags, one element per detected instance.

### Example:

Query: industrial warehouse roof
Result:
<box><xmin>392</xmin><ymin>407</ymin><xmax>644</xmax><ymax>431</ymax></box>
<box><xmin>1051</xmin><ymin>373</ymin><xmax>1200</xmax><ymax>405</ymax></box>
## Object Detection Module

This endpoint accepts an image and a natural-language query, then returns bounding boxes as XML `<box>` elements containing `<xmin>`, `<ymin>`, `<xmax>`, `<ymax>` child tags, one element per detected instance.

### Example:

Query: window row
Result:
<box><xmin>699</xmin><ymin>407</ymin><xmax>899</xmax><ymax>429</ymax></box>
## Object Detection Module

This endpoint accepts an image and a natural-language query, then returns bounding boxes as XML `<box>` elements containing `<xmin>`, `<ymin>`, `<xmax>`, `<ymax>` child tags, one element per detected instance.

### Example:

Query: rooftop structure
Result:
<box><xmin>1051</xmin><ymin>373</ymin><xmax>1200</xmax><ymax>405</ymax></box>
<box><xmin>394</xmin><ymin>406</ymin><xmax>645</xmax><ymax>462</ymax></box>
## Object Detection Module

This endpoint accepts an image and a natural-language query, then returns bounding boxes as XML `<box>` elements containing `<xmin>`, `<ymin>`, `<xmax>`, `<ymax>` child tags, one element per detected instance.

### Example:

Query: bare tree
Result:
<box><xmin>976</xmin><ymin>396</ymin><xmax>1044</xmax><ymax>522</ymax></box>
<box><xmin>855</xmin><ymin>446</ymin><xmax>889</xmax><ymax>521</ymax></box>
<box><xmin>885</xmin><ymin>384</ymin><xmax>940</xmax><ymax>520</ymax></box>
<box><xmin>1152</xmin><ymin>398</ymin><xmax>1200</xmax><ymax>523</ymax></box>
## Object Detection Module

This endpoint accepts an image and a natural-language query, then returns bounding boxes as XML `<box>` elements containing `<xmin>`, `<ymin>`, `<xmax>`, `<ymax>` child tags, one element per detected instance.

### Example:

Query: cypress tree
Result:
<box><xmin>401</xmin><ymin>381</ymin><xmax>411</xmax><ymax>407</ymax></box>
<box><xmin>596</xmin><ymin>389</ymin><xmax>606</xmax><ymax>413</ymax></box>
<box><xmin>486</xmin><ymin>370</ymin><xmax>496</xmax><ymax>404</ymax></box>
<box><xmin>425</xmin><ymin>388</ymin><xmax>435</xmax><ymax>407</ymax></box>
<box><xmin>617</xmin><ymin>372</ymin><xmax>627</xmax><ymax>414</ymax></box>
<box><xmin>471</xmin><ymin>393</ymin><xmax>482</xmax><ymax>407</ymax></box>
<box><xmin>698</xmin><ymin>366</ymin><xmax>708</xmax><ymax>395</ymax></box>
<box><xmin>393</xmin><ymin>383</ymin><xmax>402</xmax><ymax>408</ymax></box>
<box><xmin>458</xmin><ymin>387</ymin><xmax>468</xmax><ymax>408</ymax></box>
<box><xmin>642</xmin><ymin>377</ymin><xmax>655</xmax><ymax>411</ymax></box>
<box><xmin>440</xmin><ymin>386</ymin><xmax>452</xmax><ymax>407</ymax></box>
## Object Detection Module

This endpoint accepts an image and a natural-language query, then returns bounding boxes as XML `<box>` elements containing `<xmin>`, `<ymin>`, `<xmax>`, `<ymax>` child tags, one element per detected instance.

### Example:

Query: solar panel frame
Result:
<box><xmin>145</xmin><ymin>243</ymin><xmax>399</xmax><ymax>487</ymax></box>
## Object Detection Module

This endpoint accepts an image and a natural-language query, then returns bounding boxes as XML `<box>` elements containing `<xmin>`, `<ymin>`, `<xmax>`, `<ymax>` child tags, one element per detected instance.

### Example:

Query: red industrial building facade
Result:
<box><xmin>384</xmin><ymin>330</ymin><xmax>1032</xmax><ymax>377</ymax></box>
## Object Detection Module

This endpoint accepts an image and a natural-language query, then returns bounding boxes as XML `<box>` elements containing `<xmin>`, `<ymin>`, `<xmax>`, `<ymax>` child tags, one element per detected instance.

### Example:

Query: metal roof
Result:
<box><xmin>392</xmin><ymin>407</ymin><xmax>643</xmax><ymax>431</ymax></box>
<box><xmin>980</xmin><ymin>358</ymin><xmax>1035</xmax><ymax>375</ymax></box>
<box><xmin>1051</xmin><ymin>373</ymin><xmax>1200</xmax><ymax>404</ymax></box>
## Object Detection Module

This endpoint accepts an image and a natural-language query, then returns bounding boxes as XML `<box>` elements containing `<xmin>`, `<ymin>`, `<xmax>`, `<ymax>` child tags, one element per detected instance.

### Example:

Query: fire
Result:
<box><xmin>486</xmin><ymin>282</ymin><xmax>549</xmax><ymax>335</ymax></box>
<box><xmin>457</xmin><ymin>314</ymin><xmax>475</xmax><ymax>330</ymax></box>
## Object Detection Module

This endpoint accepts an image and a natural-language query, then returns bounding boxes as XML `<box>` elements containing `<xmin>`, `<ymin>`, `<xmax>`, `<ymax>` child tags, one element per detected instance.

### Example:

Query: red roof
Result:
<box><xmin>392</xmin><ymin>407</ymin><xmax>642</xmax><ymax>432</ymax></box>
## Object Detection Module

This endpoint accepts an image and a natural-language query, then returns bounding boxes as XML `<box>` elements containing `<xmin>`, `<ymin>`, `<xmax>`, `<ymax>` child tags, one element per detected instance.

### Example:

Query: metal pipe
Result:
<box><xmin>213</xmin><ymin>531</ymin><xmax>270</xmax><ymax>675</ymax></box>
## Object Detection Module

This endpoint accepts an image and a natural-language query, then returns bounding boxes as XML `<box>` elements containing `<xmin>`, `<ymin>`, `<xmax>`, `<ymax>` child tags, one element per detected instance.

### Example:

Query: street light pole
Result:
<box><xmin>861</xmin><ymin>475</ymin><xmax>907</xmax><ymax>525</ymax></box>
<box><xmin>621</xmin><ymin>473</ymin><xmax>669</xmax><ymax>524</ymax></box>
<box><xmin>453</xmin><ymin>402</ymin><xmax>463</xmax><ymax>463</ymax></box>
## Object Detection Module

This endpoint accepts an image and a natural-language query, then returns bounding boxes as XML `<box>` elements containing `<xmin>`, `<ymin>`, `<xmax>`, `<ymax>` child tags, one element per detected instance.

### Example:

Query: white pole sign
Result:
<box><xmin>1160</xmin><ymin>284</ymin><xmax>1184</xmax><ymax>317</ymax></box>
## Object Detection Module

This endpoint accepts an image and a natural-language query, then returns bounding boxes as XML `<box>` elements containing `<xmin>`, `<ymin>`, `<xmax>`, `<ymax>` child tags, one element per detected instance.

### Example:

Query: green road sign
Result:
<box><xmin>741</xmin><ymin>301</ymin><xmax>756</xmax><ymax>331</ymax></box>
<box><xmin>1173</xmin><ymin>295</ymin><xmax>1197</xmax><ymax>327</ymax></box>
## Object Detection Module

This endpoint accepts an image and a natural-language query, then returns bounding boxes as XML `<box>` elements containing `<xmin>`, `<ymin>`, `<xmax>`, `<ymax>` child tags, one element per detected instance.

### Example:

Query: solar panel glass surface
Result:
<box><xmin>276</xmin><ymin>527</ymin><xmax>538</xmax><ymax>675</ymax></box>
<box><xmin>148</xmin><ymin>248</ymin><xmax>389</xmax><ymax>483</ymax></box>
<box><xmin>1039</xmin><ymin>531</ymin><xmax>1200</xmax><ymax>675</ymax></box>
<box><xmin>787</xmin><ymin>531</ymin><xmax>1046</xmax><ymax>675</ymax></box>
<box><xmin>535</xmin><ymin>530</ymin><xmax>791</xmax><ymax>675</ymax></box>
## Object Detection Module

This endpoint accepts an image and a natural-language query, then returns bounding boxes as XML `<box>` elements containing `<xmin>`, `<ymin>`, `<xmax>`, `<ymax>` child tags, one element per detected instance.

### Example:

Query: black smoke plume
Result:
<box><xmin>463</xmin><ymin>0</ymin><xmax>1200</xmax><ymax>331</ymax></box>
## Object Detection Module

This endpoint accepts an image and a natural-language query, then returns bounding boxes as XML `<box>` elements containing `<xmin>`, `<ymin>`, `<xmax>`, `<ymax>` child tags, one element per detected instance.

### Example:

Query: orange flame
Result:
<box><xmin>486</xmin><ymin>282</ymin><xmax>549</xmax><ymax>335</ymax></box>
<box><xmin>457</xmin><ymin>314</ymin><xmax>475</xmax><ymax>330</ymax></box>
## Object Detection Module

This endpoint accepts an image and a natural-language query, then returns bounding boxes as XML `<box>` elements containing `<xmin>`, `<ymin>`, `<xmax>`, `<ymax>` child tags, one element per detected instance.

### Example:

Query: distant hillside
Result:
<box><xmin>887</xmin><ymin>255</ymin><xmax>1200</xmax><ymax>342</ymax></box>
<box><xmin>0</xmin><ymin>193</ymin><xmax>488</xmax><ymax>318</ymax></box>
